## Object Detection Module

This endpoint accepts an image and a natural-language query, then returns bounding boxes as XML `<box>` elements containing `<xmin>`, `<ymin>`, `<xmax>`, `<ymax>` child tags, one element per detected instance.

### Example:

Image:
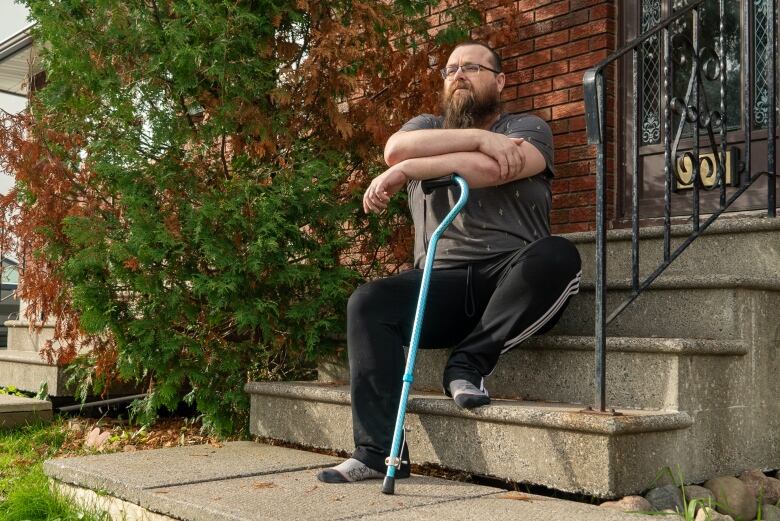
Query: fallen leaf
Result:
<box><xmin>500</xmin><ymin>491</ymin><xmax>532</xmax><ymax>501</ymax></box>
<box><xmin>252</xmin><ymin>482</ymin><xmax>275</xmax><ymax>489</ymax></box>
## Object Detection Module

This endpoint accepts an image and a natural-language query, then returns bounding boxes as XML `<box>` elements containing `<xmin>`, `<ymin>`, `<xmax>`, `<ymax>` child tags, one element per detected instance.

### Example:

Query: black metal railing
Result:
<box><xmin>582</xmin><ymin>0</ymin><xmax>777</xmax><ymax>412</ymax></box>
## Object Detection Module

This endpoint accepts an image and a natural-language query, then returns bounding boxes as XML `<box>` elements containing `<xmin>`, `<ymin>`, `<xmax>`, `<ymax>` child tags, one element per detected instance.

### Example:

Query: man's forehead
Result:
<box><xmin>446</xmin><ymin>44</ymin><xmax>493</xmax><ymax>65</ymax></box>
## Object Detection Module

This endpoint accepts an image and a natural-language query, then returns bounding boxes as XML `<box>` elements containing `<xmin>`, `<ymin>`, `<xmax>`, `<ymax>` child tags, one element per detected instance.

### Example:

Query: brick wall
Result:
<box><xmin>429</xmin><ymin>0</ymin><xmax>618</xmax><ymax>234</ymax></box>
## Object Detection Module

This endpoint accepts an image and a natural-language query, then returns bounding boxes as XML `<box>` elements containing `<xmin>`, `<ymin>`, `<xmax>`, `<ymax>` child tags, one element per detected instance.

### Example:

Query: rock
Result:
<box><xmin>762</xmin><ymin>503</ymin><xmax>780</xmax><ymax>521</ymax></box>
<box><xmin>685</xmin><ymin>485</ymin><xmax>716</xmax><ymax>508</ymax></box>
<box><xmin>599</xmin><ymin>496</ymin><xmax>654</xmax><ymax>513</ymax></box>
<box><xmin>703</xmin><ymin>476</ymin><xmax>757</xmax><ymax>521</ymax></box>
<box><xmin>738</xmin><ymin>469</ymin><xmax>780</xmax><ymax>505</ymax></box>
<box><xmin>84</xmin><ymin>427</ymin><xmax>101</xmax><ymax>448</ymax></box>
<box><xmin>694</xmin><ymin>506</ymin><xmax>734</xmax><ymax>521</ymax></box>
<box><xmin>84</xmin><ymin>427</ymin><xmax>111</xmax><ymax>449</ymax></box>
<box><xmin>645</xmin><ymin>484</ymin><xmax>685</xmax><ymax>513</ymax></box>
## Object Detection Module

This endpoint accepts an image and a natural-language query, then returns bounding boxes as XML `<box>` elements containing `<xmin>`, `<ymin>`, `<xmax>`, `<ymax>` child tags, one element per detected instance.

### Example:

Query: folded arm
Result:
<box><xmin>363</xmin><ymin>144</ymin><xmax>547</xmax><ymax>214</ymax></box>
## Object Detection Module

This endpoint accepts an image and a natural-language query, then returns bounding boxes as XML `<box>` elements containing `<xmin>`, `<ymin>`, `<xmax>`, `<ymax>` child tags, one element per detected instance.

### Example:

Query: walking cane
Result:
<box><xmin>382</xmin><ymin>173</ymin><xmax>469</xmax><ymax>495</ymax></box>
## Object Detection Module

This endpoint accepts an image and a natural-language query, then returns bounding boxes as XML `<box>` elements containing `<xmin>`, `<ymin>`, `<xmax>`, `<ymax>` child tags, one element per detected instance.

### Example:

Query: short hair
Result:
<box><xmin>452</xmin><ymin>41</ymin><xmax>502</xmax><ymax>73</ymax></box>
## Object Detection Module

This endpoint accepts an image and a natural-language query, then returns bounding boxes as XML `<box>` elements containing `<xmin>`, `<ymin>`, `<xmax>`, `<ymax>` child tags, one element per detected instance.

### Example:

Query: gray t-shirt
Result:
<box><xmin>399</xmin><ymin>113</ymin><xmax>555</xmax><ymax>269</ymax></box>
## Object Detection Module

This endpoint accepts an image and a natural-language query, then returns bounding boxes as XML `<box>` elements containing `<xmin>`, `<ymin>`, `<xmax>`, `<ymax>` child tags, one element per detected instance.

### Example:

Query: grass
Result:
<box><xmin>0</xmin><ymin>417</ymin><xmax>107</xmax><ymax>521</ymax></box>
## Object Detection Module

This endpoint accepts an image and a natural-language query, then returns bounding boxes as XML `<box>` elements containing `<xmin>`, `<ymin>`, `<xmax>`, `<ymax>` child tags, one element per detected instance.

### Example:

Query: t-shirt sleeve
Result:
<box><xmin>399</xmin><ymin>114</ymin><xmax>442</xmax><ymax>132</ymax></box>
<box><xmin>504</xmin><ymin>114</ymin><xmax>555</xmax><ymax>177</ymax></box>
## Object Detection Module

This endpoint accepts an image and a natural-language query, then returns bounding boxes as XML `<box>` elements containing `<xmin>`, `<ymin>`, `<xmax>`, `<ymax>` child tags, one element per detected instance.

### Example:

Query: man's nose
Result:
<box><xmin>452</xmin><ymin>65</ymin><xmax>468</xmax><ymax>80</ymax></box>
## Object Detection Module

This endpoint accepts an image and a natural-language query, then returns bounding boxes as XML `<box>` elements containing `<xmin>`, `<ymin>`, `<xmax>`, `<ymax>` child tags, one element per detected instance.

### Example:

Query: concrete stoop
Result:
<box><xmin>0</xmin><ymin>394</ymin><xmax>52</xmax><ymax>428</ymax></box>
<box><xmin>43</xmin><ymin>441</ymin><xmax>677</xmax><ymax>521</ymax></box>
<box><xmin>246</xmin><ymin>381</ymin><xmax>698</xmax><ymax>498</ymax></box>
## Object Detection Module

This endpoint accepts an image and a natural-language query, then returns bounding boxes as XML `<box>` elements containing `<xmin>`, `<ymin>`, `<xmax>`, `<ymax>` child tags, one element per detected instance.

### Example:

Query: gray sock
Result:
<box><xmin>316</xmin><ymin>458</ymin><xmax>384</xmax><ymax>483</ymax></box>
<box><xmin>449</xmin><ymin>379</ymin><xmax>490</xmax><ymax>409</ymax></box>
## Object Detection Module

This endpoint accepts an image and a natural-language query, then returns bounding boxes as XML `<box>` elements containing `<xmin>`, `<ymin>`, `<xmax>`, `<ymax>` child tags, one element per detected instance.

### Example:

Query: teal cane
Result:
<box><xmin>382</xmin><ymin>174</ymin><xmax>469</xmax><ymax>495</ymax></box>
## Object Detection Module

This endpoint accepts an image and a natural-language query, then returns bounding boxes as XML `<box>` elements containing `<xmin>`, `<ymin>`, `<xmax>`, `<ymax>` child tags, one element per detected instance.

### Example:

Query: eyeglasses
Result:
<box><xmin>440</xmin><ymin>63</ymin><xmax>500</xmax><ymax>80</ymax></box>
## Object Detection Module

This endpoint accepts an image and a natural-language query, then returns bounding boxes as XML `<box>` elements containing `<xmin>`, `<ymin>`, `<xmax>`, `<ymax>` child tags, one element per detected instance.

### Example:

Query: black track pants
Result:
<box><xmin>347</xmin><ymin>235</ymin><xmax>582</xmax><ymax>473</ymax></box>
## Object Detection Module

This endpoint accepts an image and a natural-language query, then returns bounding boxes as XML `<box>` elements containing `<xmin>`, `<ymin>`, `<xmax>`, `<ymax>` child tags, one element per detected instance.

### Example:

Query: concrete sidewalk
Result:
<box><xmin>44</xmin><ymin>441</ymin><xmax>678</xmax><ymax>521</ymax></box>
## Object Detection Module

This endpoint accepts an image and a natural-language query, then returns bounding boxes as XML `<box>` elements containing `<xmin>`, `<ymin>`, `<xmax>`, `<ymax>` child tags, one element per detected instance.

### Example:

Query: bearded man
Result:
<box><xmin>317</xmin><ymin>41</ymin><xmax>582</xmax><ymax>484</ymax></box>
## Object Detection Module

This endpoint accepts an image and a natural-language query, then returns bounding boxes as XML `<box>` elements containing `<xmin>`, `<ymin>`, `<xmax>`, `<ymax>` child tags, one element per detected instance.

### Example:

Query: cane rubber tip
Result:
<box><xmin>382</xmin><ymin>475</ymin><xmax>395</xmax><ymax>495</ymax></box>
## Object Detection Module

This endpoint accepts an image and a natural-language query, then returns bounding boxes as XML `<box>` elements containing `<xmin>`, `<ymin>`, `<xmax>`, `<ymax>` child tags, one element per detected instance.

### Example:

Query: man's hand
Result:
<box><xmin>477</xmin><ymin>134</ymin><xmax>526</xmax><ymax>181</ymax></box>
<box><xmin>363</xmin><ymin>165</ymin><xmax>407</xmax><ymax>214</ymax></box>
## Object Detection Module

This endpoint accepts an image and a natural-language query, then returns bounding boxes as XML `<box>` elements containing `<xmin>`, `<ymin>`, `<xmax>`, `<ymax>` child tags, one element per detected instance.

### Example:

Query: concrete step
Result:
<box><xmin>45</xmin><ymin>441</ymin><xmax>677</xmax><ymax>520</ymax></box>
<box><xmin>246</xmin><ymin>381</ymin><xmax>698</xmax><ymax>497</ymax></box>
<box><xmin>0</xmin><ymin>350</ymin><xmax>70</xmax><ymax>396</ymax></box>
<box><xmin>247</xmin><ymin>381</ymin><xmax>780</xmax><ymax>497</ymax></box>
<box><xmin>0</xmin><ymin>394</ymin><xmax>52</xmax><ymax>428</ymax></box>
<box><xmin>4</xmin><ymin>320</ymin><xmax>56</xmax><ymax>352</ymax></box>
<box><xmin>550</xmin><ymin>274</ymin><xmax>780</xmax><ymax>342</ymax></box>
<box><xmin>0</xmin><ymin>350</ymin><xmax>141</xmax><ymax>397</ymax></box>
<box><xmin>567</xmin><ymin>216</ymin><xmax>780</xmax><ymax>283</ymax></box>
<box><xmin>318</xmin><ymin>336</ymin><xmax>748</xmax><ymax>411</ymax></box>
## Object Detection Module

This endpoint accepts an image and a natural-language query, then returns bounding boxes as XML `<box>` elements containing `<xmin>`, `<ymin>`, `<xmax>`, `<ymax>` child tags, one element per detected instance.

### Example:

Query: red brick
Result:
<box><xmin>534</xmin><ymin>90</ymin><xmax>569</xmax><ymax>108</ymax></box>
<box><xmin>570</xmin><ymin>19</ymin><xmax>610</xmax><ymax>41</ymax></box>
<box><xmin>556</xmin><ymin>160</ymin><xmax>594</xmax><ymax>177</ymax></box>
<box><xmin>570</xmin><ymin>0</ymin><xmax>602</xmax><ymax>9</ymax></box>
<box><xmin>502</xmin><ymin>58</ymin><xmax>519</xmax><ymax>73</ymax></box>
<box><xmin>589</xmin><ymin>34</ymin><xmax>614</xmax><ymax>51</ymax></box>
<box><xmin>554</xmin><ymin>130</ymin><xmax>586</xmax><ymax>147</ymax></box>
<box><xmin>518</xmin><ymin>0</ymin><xmax>556</xmax><ymax>11</ymax></box>
<box><xmin>550</xmin><ymin>101</ymin><xmax>585</xmax><ymax>119</ymax></box>
<box><xmin>569</xmin><ymin>49</ymin><xmax>608</xmax><ymax>71</ymax></box>
<box><xmin>519</xmin><ymin>49</ymin><xmax>552</xmax><ymax>68</ymax></box>
<box><xmin>535</xmin><ymin>29</ymin><xmax>570</xmax><ymax>50</ymax></box>
<box><xmin>552</xmin><ymin>70</ymin><xmax>585</xmax><ymax>89</ymax></box>
<box><xmin>553</xmin><ymin>191</ymin><xmax>596</xmax><ymax>207</ymax></box>
<box><xmin>487</xmin><ymin>5</ymin><xmax>515</xmax><ymax>23</ymax></box>
<box><xmin>504</xmin><ymin>97</ymin><xmax>533</xmax><ymax>113</ymax></box>
<box><xmin>568</xmin><ymin>175</ymin><xmax>597</xmax><ymax>191</ymax></box>
<box><xmin>555</xmin><ymin>222</ymin><xmax>590</xmax><ymax>233</ymax></box>
<box><xmin>568</xmin><ymin>86</ymin><xmax>584</xmax><ymax>101</ymax></box>
<box><xmin>518</xmin><ymin>20</ymin><xmax>552</xmax><ymax>39</ymax></box>
<box><xmin>501</xmin><ymin>40</ymin><xmax>534</xmax><ymax>58</ymax></box>
<box><xmin>551</xmin><ymin>208</ymin><xmax>569</xmax><ymax>224</ymax></box>
<box><xmin>552</xmin><ymin>40</ymin><xmax>590</xmax><ymax>61</ymax></box>
<box><xmin>517</xmin><ymin>78</ymin><xmax>552</xmax><ymax>96</ymax></box>
<box><xmin>568</xmin><ymin>144</ymin><xmax>596</xmax><ymax>160</ymax></box>
<box><xmin>568</xmin><ymin>115</ymin><xmax>587</xmax><ymax>131</ymax></box>
<box><xmin>550</xmin><ymin>119</ymin><xmax>569</xmax><ymax>134</ymax></box>
<box><xmin>551</xmin><ymin>10</ymin><xmax>589</xmax><ymax>31</ymax></box>
<box><xmin>505</xmin><ymin>69</ymin><xmax>534</xmax><ymax>86</ymax></box>
<box><xmin>501</xmin><ymin>86</ymin><xmax>518</xmax><ymax>101</ymax></box>
<box><xmin>589</xmin><ymin>4</ymin><xmax>613</xmax><ymax>20</ymax></box>
<box><xmin>534</xmin><ymin>60</ymin><xmax>569</xmax><ymax>80</ymax></box>
<box><xmin>556</xmin><ymin>148</ymin><xmax>571</xmax><ymax>162</ymax></box>
<box><xmin>536</xmin><ymin>0</ymin><xmax>570</xmax><ymax>21</ymax></box>
<box><xmin>531</xmin><ymin>107</ymin><xmax>552</xmax><ymax>120</ymax></box>
<box><xmin>569</xmin><ymin>206</ymin><xmax>597</xmax><ymax>222</ymax></box>
<box><xmin>552</xmin><ymin>179</ymin><xmax>570</xmax><ymax>194</ymax></box>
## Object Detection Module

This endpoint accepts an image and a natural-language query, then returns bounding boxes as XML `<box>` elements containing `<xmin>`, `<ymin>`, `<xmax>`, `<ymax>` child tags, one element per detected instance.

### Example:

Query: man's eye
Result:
<box><xmin>462</xmin><ymin>65</ymin><xmax>480</xmax><ymax>72</ymax></box>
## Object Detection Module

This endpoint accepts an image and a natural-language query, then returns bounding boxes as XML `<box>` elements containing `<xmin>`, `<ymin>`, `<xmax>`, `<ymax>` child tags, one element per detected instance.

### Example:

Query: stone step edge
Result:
<box><xmin>564</xmin><ymin>216</ymin><xmax>780</xmax><ymax>244</ymax></box>
<box><xmin>520</xmin><ymin>335</ymin><xmax>747</xmax><ymax>355</ymax></box>
<box><xmin>579</xmin><ymin>274</ymin><xmax>780</xmax><ymax>291</ymax></box>
<box><xmin>245</xmin><ymin>382</ymin><xmax>693</xmax><ymax>436</ymax></box>
<box><xmin>0</xmin><ymin>350</ymin><xmax>56</xmax><ymax>367</ymax></box>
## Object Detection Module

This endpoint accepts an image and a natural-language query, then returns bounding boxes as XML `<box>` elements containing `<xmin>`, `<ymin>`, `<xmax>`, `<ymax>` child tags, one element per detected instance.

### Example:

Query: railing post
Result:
<box><xmin>768</xmin><ymin>0</ymin><xmax>777</xmax><ymax>216</ymax></box>
<box><xmin>594</xmin><ymin>71</ymin><xmax>607</xmax><ymax>412</ymax></box>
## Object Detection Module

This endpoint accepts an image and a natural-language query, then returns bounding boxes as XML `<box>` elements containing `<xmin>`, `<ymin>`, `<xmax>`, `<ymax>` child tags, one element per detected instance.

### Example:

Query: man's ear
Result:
<box><xmin>495</xmin><ymin>72</ymin><xmax>506</xmax><ymax>93</ymax></box>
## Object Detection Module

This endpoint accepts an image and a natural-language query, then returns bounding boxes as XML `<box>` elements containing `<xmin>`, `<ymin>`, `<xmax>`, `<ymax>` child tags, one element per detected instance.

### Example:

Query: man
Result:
<box><xmin>317</xmin><ymin>41</ymin><xmax>582</xmax><ymax>484</ymax></box>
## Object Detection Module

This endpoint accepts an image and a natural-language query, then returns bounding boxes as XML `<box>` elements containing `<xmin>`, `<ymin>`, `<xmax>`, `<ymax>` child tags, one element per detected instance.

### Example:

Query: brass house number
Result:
<box><xmin>674</xmin><ymin>148</ymin><xmax>739</xmax><ymax>191</ymax></box>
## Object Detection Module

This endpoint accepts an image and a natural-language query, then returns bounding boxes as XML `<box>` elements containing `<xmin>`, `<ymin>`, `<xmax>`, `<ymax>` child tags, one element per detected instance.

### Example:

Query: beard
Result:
<box><xmin>441</xmin><ymin>82</ymin><xmax>501</xmax><ymax>129</ymax></box>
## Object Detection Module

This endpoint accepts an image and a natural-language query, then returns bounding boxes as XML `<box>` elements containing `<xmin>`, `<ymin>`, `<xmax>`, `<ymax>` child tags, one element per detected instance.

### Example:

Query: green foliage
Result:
<box><xmin>13</xmin><ymin>0</ymin><xmax>481</xmax><ymax>435</ymax></box>
<box><xmin>0</xmin><ymin>419</ymin><xmax>106</xmax><ymax>521</ymax></box>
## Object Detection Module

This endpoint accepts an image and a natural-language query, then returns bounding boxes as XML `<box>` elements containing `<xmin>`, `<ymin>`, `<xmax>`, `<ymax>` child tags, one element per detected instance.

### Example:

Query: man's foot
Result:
<box><xmin>449</xmin><ymin>379</ymin><xmax>490</xmax><ymax>409</ymax></box>
<box><xmin>316</xmin><ymin>458</ymin><xmax>384</xmax><ymax>483</ymax></box>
